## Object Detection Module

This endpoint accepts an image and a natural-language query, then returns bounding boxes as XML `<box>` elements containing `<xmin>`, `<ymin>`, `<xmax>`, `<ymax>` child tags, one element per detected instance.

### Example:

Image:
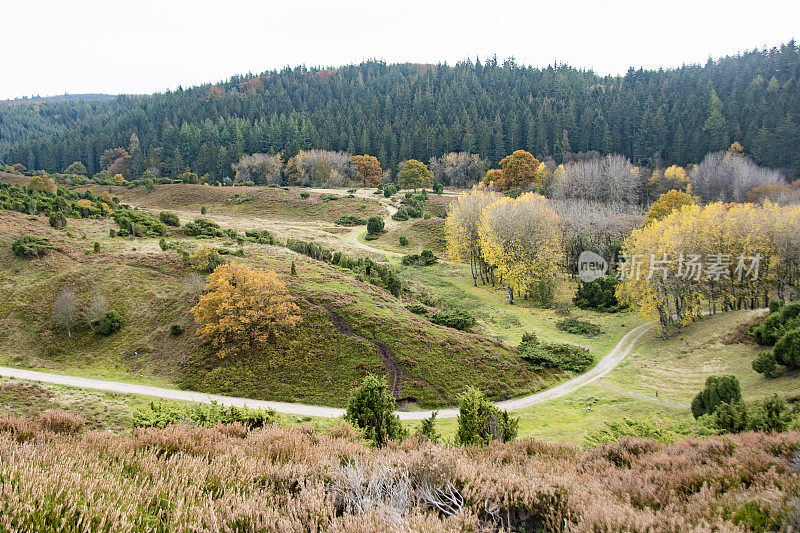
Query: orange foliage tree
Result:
<box><xmin>191</xmin><ymin>263</ymin><xmax>302</xmax><ymax>358</ymax></box>
<box><xmin>351</xmin><ymin>155</ymin><xmax>383</xmax><ymax>186</ymax></box>
<box><xmin>482</xmin><ymin>150</ymin><xmax>540</xmax><ymax>191</ymax></box>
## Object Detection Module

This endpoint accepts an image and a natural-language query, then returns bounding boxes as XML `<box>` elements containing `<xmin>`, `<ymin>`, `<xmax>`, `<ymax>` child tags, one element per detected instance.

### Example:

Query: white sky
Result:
<box><xmin>1</xmin><ymin>0</ymin><xmax>798</xmax><ymax>100</ymax></box>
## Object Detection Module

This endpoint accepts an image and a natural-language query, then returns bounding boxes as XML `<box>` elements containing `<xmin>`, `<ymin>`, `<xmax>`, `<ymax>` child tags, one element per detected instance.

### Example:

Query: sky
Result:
<box><xmin>1</xmin><ymin>0</ymin><xmax>798</xmax><ymax>100</ymax></box>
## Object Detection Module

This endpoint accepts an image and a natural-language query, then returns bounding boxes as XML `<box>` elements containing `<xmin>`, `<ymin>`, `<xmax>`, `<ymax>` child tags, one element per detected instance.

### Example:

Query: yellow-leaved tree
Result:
<box><xmin>478</xmin><ymin>192</ymin><xmax>561</xmax><ymax>304</ymax></box>
<box><xmin>191</xmin><ymin>263</ymin><xmax>302</xmax><ymax>358</ymax></box>
<box><xmin>644</xmin><ymin>189</ymin><xmax>695</xmax><ymax>225</ymax></box>
<box><xmin>445</xmin><ymin>184</ymin><xmax>502</xmax><ymax>286</ymax></box>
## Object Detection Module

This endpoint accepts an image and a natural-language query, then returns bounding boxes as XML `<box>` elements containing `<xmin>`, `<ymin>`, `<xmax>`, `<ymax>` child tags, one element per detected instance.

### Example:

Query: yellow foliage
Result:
<box><xmin>27</xmin><ymin>175</ymin><xmax>57</xmax><ymax>193</ymax></box>
<box><xmin>478</xmin><ymin>192</ymin><xmax>561</xmax><ymax>301</ymax></box>
<box><xmin>645</xmin><ymin>189</ymin><xmax>694</xmax><ymax>225</ymax></box>
<box><xmin>191</xmin><ymin>263</ymin><xmax>302</xmax><ymax>358</ymax></box>
<box><xmin>76</xmin><ymin>199</ymin><xmax>92</xmax><ymax>208</ymax></box>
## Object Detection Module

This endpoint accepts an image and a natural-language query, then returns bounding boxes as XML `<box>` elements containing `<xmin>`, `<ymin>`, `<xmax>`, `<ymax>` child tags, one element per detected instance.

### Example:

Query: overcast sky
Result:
<box><xmin>1</xmin><ymin>0</ymin><xmax>797</xmax><ymax>100</ymax></box>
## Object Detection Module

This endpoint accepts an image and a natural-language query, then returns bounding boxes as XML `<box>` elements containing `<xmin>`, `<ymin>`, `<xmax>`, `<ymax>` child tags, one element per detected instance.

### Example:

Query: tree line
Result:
<box><xmin>2</xmin><ymin>41</ymin><xmax>799</xmax><ymax>181</ymax></box>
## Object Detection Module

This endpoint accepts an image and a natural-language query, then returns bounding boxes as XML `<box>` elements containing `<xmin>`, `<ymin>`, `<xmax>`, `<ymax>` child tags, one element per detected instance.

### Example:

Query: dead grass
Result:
<box><xmin>0</xmin><ymin>421</ymin><xmax>797</xmax><ymax>531</ymax></box>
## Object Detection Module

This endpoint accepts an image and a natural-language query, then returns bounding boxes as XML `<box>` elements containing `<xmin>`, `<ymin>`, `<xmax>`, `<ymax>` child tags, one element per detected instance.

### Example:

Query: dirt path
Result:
<box><xmin>0</xmin><ymin>321</ymin><xmax>652</xmax><ymax>420</ymax></box>
<box><xmin>308</xmin><ymin>298</ymin><xmax>449</xmax><ymax>405</ymax></box>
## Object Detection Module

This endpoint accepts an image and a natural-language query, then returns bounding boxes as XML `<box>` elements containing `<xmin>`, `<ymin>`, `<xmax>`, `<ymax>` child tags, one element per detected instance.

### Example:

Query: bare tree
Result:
<box><xmin>690</xmin><ymin>151</ymin><xmax>785</xmax><ymax>203</ymax></box>
<box><xmin>52</xmin><ymin>288</ymin><xmax>78</xmax><ymax>338</ymax></box>
<box><xmin>84</xmin><ymin>293</ymin><xmax>109</xmax><ymax>327</ymax></box>
<box><xmin>231</xmin><ymin>153</ymin><xmax>283</xmax><ymax>185</ymax></box>
<box><xmin>552</xmin><ymin>154</ymin><xmax>640</xmax><ymax>205</ymax></box>
<box><xmin>429</xmin><ymin>152</ymin><xmax>487</xmax><ymax>188</ymax></box>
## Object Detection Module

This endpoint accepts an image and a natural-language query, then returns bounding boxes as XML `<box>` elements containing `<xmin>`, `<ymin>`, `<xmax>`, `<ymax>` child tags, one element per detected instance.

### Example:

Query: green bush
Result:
<box><xmin>366</xmin><ymin>216</ymin><xmax>385</xmax><ymax>235</ymax></box>
<box><xmin>49</xmin><ymin>212</ymin><xmax>67</xmax><ymax>229</ymax></box>
<box><xmin>399</xmin><ymin>236</ymin><xmax>408</xmax><ymax>246</ymax></box>
<box><xmin>391</xmin><ymin>206</ymin><xmax>410</xmax><ymax>221</ymax></box>
<box><xmin>456</xmin><ymin>388</ymin><xmax>518</xmax><ymax>445</ymax></box>
<box><xmin>691</xmin><ymin>375</ymin><xmax>742</xmax><ymax>419</ymax></box>
<box><xmin>750</xmin><ymin>311</ymin><xmax>788</xmax><ymax>346</ymax></box>
<box><xmin>432</xmin><ymin>183</ymin><xmax>444</xmax><ymax>195</ymax></box>
<box><xmin>713</xmin><ymin>401</ymin><xmax>749</xmax><ymax>433</ymax></box>
<box><xmin>401</xmin><ymin>250</ymin><xmax>437</xmax><ymax>266</ymax></box>
<box><xmin>132</xmin><ymin>400</ymin><xmax>275</xmax><ymax>430</ymax></box>
<box><xmin>200</xmin><ymin>205</ymin><xmax>207</xmax><ymax>215</ymax></box>
<box><xmin>556</xmin><ymin>317</ymin><xmax>603</xmax><ymax>337</ymax></box>
<box><xmin>430</xmin><ymin>309</ymin><xmax>475</xmax><ymax>331</ymax></box>
<box><xmin>159</xmin><ymin>211</ymin><xmax>180</xmax><ymax>226</ymax></box>
<box><xmin>170</xmin><ymin>324</ymin><xmax>184</xmax><ymax>336</ymax></box>
<box><xmin>519</xmin><ymin>341</ymin><xmax>594</xmax><ymax>372</ymax></box>
<box><xmin>12</xmin><ymin>235</ymin><xmax>54</xmax><ymax>258</ymax></box>
<box><xmin>183</xmin><ymin>218</ymin><xmax>223</xmax><ymax>237</ymax></box>
<box><xmin>113</xmin><ymin>209</ymin><xmax>167</xmax><ymax>237</ymax></box>
<box><xmin>244</xmin><ymin>229</ymin><xmax>275</xmax><ymax>244</ymax></box>
<box><xmin>335</xmin><ymin>215</ymin><xmax>366</xmax><ymax>226</ymax></box>
<box><xmin>405</xmin><ymin>303</ymin><xmax>427</xmax><ymax>315</ymax></box>
<box><xmin>383</xmin><ymin>184</ymin><xmax>397</xmax><ymax>197</ymax></box>
<box><xmin>299</xmin><ymin>192</ymin><xmax>310</xmax><ymax>199</ymax></box>
<box><xmin>93</xmin><ymin>241</ymin><xmax>100</xmax><ymax>253</ymax></box>
<box><xmin>97</xmin><ymin>310</ymin><xmax>122</xmax><ymax>336</ymax></box>
<box><xmin>344</xmin><ymin>375</ymin><xmax>406</xmax><ymax>447</ymax></box>
<box><xmin>504</xmin><ymin>187</ymin><xmax>523</xmax><ymax>199</ymax></box>
<box><xmin>573</xmin><ymin>276</ymin><xmax>625</xmax><ymax>312</ymax></box>
<box><xmin>774</xmin><ymin>327</ymin><xmax>800</xmax><ymax>368</ymax></box>
<box><xmin>752</xmin><ymin>351</ymin><xmax>777</xmax><ymax>377</ymax></box>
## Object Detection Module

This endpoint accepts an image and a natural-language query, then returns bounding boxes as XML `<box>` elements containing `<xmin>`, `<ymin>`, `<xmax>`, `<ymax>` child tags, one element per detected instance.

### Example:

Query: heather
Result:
<box><xmin>0</xmin><ymin>417</ymin><xmax>798</xmax><ymax>531</ymax></box>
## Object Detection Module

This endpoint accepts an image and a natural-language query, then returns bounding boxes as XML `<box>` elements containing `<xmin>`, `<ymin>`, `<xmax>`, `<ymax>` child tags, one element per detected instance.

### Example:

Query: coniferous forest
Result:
<box><xmin>1</xmin><ymin>41</ymin><xmax>799</xmax><ymax>181</ymax></box>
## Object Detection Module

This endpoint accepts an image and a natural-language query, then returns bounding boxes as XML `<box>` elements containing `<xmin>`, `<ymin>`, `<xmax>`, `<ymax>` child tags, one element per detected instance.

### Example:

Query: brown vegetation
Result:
<box><xmin>0</xmin><ymin>421</ymin><xmax>797</xmax><ymax>531</ymax></box>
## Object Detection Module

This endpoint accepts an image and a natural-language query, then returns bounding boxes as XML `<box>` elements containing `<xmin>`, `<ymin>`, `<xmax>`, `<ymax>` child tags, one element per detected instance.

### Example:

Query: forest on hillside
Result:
<box><xmin>1</xmin><ymin>41</ymin><xmax>799</xmax><ymax>181</ymax></box>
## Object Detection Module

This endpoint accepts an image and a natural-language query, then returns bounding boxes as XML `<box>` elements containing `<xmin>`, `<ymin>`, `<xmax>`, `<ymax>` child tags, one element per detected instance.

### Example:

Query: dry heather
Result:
<box><xmin>0</xmin><ymin>419</ymin><xmax>798</xmax><ymax>531</ymax></box>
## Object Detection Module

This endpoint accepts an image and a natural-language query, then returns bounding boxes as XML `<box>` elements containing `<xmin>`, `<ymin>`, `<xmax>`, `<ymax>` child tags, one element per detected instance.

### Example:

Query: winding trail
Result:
<box><xmin>0</xmin><ymin>321</ymin><xmax>653</xmax><ymax>421</ymax></box>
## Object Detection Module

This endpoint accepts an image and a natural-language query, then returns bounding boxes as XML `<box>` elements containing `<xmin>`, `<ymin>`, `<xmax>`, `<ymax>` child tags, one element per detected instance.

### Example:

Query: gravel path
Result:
<box><xmin>0</xmin><ymin>322</ymin><xmax>653</xmax><ymax>421</ymax></box>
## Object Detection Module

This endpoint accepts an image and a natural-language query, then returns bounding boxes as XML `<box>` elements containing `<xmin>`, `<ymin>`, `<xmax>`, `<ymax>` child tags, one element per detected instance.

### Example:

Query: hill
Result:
<box><xmin>1</xmin><ymin>42</ymin><xmax>799</xmax><ymax>179</ymax></box>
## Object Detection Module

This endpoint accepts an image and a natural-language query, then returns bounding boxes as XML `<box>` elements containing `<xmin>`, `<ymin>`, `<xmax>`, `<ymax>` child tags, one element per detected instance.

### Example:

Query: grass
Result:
<box><xmin>0</xmin><ymin>209</ymin><xmax>562</xmax><ymax>410</ymax></box>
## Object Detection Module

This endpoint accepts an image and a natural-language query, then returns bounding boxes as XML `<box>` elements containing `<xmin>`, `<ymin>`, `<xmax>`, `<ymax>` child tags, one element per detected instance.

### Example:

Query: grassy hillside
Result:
<box><xmin>0</xmin><ymin>209</ymin><xmax>556</xmax><ymax>408</ymax></box>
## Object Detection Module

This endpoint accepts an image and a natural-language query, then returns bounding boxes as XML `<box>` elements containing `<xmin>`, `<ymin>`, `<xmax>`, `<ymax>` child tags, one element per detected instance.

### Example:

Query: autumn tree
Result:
<box><xmin>27</xmin><ymin>175</ymin><xmax>57</xmax><ymax>193</ymax></box>
<box><xmin>644</xmin><ymin>189</ymin><xmax>695</xmax><ymax>225</ymax></box>
<box><xmin>351</xmin><ymin>155</ymin><xmax>383</xmax><ymax>187</ymax></box>
<box><xmin>445</xmin><ymin>184</ymin><xmax>501</xmax><ymax>286</ymax></box>
<box><xmin>63</xmin><ymin>161</ymin><xmax>87</xmax><ymax>176</ymax></box>
<box><xmin>191</xmin><ymin>263</ymin><xmax>302</xmax><ymax>358</ymax></box>
<box><xmin>478</xmin><ymin>193</ymin><xmax>561</xmax><ymax>304</ymax></box>
<box><xmin>497</xmin><ymin>150</ymin><xmax>540</xmax><ymax>191</ymax></box>
<box><xmin>397</xmin><ymin>159</ymin><xmax>433</xmax><ymax>190</ymax></box>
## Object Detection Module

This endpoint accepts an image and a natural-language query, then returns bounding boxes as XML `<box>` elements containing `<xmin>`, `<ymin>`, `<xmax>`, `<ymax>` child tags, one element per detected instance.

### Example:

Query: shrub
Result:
<box><xmin>750</xmin><ymin>311</ymin><xmax>788</xmax><ymax>346</ymax></box>
<box><xmin>170</xmin><ymin>324</ymin><xmax>184</xmax><ymax>336</ymax></box>
<box><xmin>132</xmin><ymin>400</ymin><xmax>275</xmax><ymax>430</ymax></box>
<box><xmin>244</xmin><ymin>229</ymin><xmax>275</xmax><ymax>244</ymax></box>
<box><xmin>344</xmin><ymin>375</ymin><xmax>406</xmax><ymax>447</ymax></box>
<box><xmin>183</xmin><ymin>218</ymin><xmax>223</xmax><ymax>237</ymax></box>
<box><xmin>320</xmin><ymin>194</ymin><xmax>340</xmax><ymax>202</ymax></box>
<box><xmin>691</xmin><ymin>375</ymin><xmax>742</xmax><ymax>419</ymax></box>
<box><xmin>159</xmin><ymin>238</ymin><xmax>168</xmax><ymax>251</ymax></box>
<box><xmin>430</xmin><ymin>309</ymin><xmax>475</xmax><ymax>331</ymax></box>
<box><xmin>300</xmin><ymin>192</ymin><xmax>310</xmax><ymax>199</ymax></box>
<box><xmin>713</xmin><ymin>401</ymin><xmax>749</xmax><ymax>433</ymax></box>
<box><xmin>401</xmin><ymin>250</ymin><xmax>437</xmax><ymax>266</ymax></box>
<box><xmin>556</xmin><ymin>317</ymin><xmax>603</xmax><ymax>337</ymax></box>
<box><xmin>49</xmin><ymin>212</ymin><xmax>67</xmax><ymax>229</ymax></box>
<box><xmin>573</xmin><ymin>276</ymin><xmax>625</xmax><ymax>312</ymax></box>
<box><xmin>432</xmin><ymin>183</ymin><xmax>444</xmax><ymax>195</ymax></box>
<box><xmin>456</xmin><ymin>388</ymin><xmax>518</xmax><ymax>445</ymax></box>
<box><xmin>383</xmin><ymin>183</ymin><xmax>397</xmax><ymax>197</ymax></box>
<box><xmin>189</xmin><ymin>245</ymin><xmax>229</xmax><ymax>272</ymax></box>
<box><xmin>113</xmin><ymin>209</ymin><xmax>167</xmax><ymax>237</ymax></box>
<box><xmin>399</xmin><ymin>236</ymin><xmax>408</xmax><ymax>246</ymax></box>
<box><xmin>406</xmin><ymin>303</ymin><xmax>427</xmax><ymax>315</ymax></box>
<box><xmin>38</xmin><ymin>410</ymin><xmax>86</xmax><ymax>434</ymax></box>
<box><xmin>749</xmin><ymin>394</ymin><xmax>794</xmax><ymax>432</ymax></box>
<box><xmin>768</xmin><ymin>299</ymin><xmax>785</xmax><ymax>313</ymax></box>
<box><xmin>335</xmin><ymin>215</ymin><xmax>366</xmax><ymax>226</ymax></box>
<box><xmin>391</xmin><ymin>206</ymin><xmax>410</xmax><ymax>221</ymax></box>
<box><xmin>159</xmin><ymin>211</ymin><xmax>180</xmax><ymax>226</ymax></box>
<box><xmin>520</xmin><ymin>342</ymin><xmax>594</xmax><ymax>372</ymax></box>
<box><xmin>366</xmin><ymin>216</ymin><xmax>385</xmax><ymax>235</ymax></box>
<box><xmin>752</xmin><ymin>351</ymin><xmax>777</xmax><ymax>377</ymax></box>
<box><xmin>774</xmin><ymin>327</ymin><xmax>800</xmax><ymax>368</ymax></box>
<box><xmin>416</xmin><ymin>411</ymin><xmax>441</xmax><ymax>442</ymax></box>
<box><xmin>12</xmin><ymin>235</ymin><xmax>54</xmax><ymax>258</ymax></box>
<box><xmin>97</xmin><ymin>310</ymin><xmax>122</xmax><ymax>336</ymax></box>
<box><xmin>93</xmin><ymin>241</ymin><xmax>100</xmax><ymax>252</ymax></box>
<box><xmin>200</xmin><ymin>205</ymin><xmax>207</xmax><ymax>215</ymax></box>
